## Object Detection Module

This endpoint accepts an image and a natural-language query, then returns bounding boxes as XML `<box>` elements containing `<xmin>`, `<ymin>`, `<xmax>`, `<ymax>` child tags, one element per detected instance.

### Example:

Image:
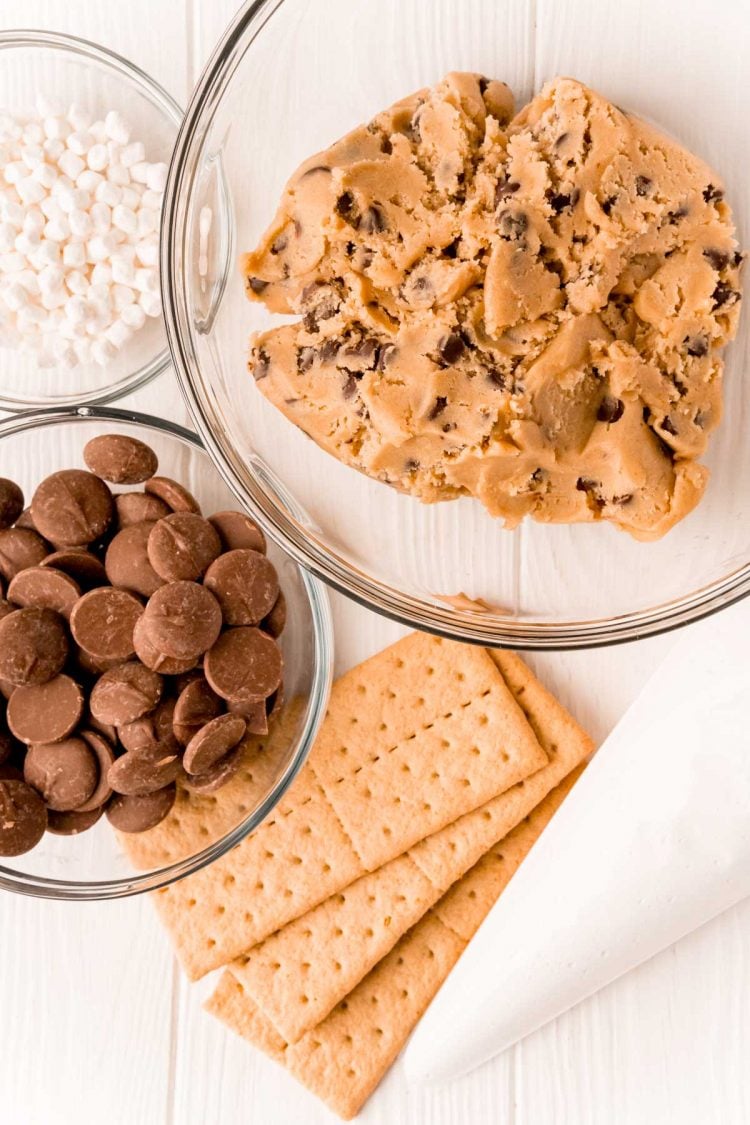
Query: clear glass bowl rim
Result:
<box><xmin>0</xmin><ymin>27</ymin><xmax>183</xmax><ymax>412</ymax></box>
<box><xmin>160</xmin><ymin>0</ymin><xmax>750</xmax><ymax>651</ymax></box>
<box><xmin>0</xmin><ymin>404</ymin><xmax>333</xmax><ymax>900</ymax></box>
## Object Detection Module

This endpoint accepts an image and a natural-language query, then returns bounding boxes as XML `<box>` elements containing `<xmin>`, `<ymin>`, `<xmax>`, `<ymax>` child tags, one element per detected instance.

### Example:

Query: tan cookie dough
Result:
<box><xmin>243</xmin><ymin>74</ymin><xmax>743</xmax><ymax>540</ymax></box>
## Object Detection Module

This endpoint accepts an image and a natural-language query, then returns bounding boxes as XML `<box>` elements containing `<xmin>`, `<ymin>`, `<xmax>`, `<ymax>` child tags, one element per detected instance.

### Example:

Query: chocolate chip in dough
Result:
<box><xmin>144</xmin><ymin>476</ymin><xmax>201</xmax><ymax>515</ymax></box>
<box><xmin>31</xmin><ymin>469</ymin><xmax>114</xmax><ymax>547</ymax></box>
<box><xmin>47</xmin><ymin>806</ymin><xmax>103</xmax><ymax>836</ymax></box>
<box><xmin>143</xmin><ymin>581</ymin><xmax>222</xmax><ymax>660</ymax></box>
<box><xmin>89</xmin><ymin>661</ymin><xmax>163</xmax><ymax>727</ymax></box>
<box><xmin>70</xmin><ymin>588</ymin><xmax>143</xmax><ymax>664</ymax></box>
<box><xmin>597</xmin><ymin>395</ymin><xmax>625</xmax><ymax>424</ymax></box>
<box><xmin>0</xmin><ymin>479</ymin><xmax>23</xmax><ymax>530</ymax></box>
<box><xmin>7</xmin><ymin>674</ymin><xmax>84</xmax><ymax>744</ymax></box>
<box><xmin>0</xmin><ymin>608</ymin><xmax>68</xmax><ymax>686</ymax></box>
<box><xmin>183</xmin><ymin>713</ymin><xmax>247</xmax><ymax>776</ymax></box>
<box><xmin>108</xmin><ymin>744</ymin><xmax>183</xmax><ymax>797</ymax></box>
<box><xmin>75</xmin><ymin>730</ymin><xmax>116</xmax><ymax>812</ymax></box>
<box><xmin>435</xmin><ymin>333</ymin><xmax>465</xmax><ymax>367</ymax></box>
<box><xmin>115</xmin><ymin>491</ymin><xmax>171</xmax><ymax>528</ymax></box>
<box><xmin>147</xmin><ymin>513</ymin><xmax>221</xmax><ymax>582</ymax></box>
<box><xmin>205</xmin><ymin>627</ymin><xmax>283</xmax><ymax>703</ymax></box>
<box><xmin>41</xmin><ymin>549</ymin><xmax>108</xmax><ymax>590</ymax></box>
<box><xmin>106</xmin><ymin>784</ymin><xmax>176</xmax><ymax>833</ymax></box>
<box><xmin>132</xmin><ymin>614</ymin><xmax>198</xmax><ymax>675</ymax></box>
<box><xmin>172</xmin><ymin>678</ymin><xmax>223</xmax><ymax>746</ymax></box>
<box><xmin>0</xmin><ymin>528</ymin><xmax>49</xmax><ymax>582</ymax></box>
<box><xmin>24</xmin><ymin>737</ymin><xmax>98</xmax><ymax>812</ymax></box>
<box><xmin>209</xmin><ymin>510</ymin><xmax>266</xmax><ymax>554</ymax></box>
<box><xmin>7</xmin><ymin>566</ymin><xmax>81</xmax><ymax>619</ymax></box>
<box><xmin>203</xmin><ymin>549</ymin><xmax>279</xmax><ymax>626</ymax></box>
<box><xmin>262</xmin><ymin>590</ymin><xmax>287</xmax><ymax>638</ymax></box>
<box><xmin>83</xmin><ymin>434</ymin><xmax>158</xmax><ymax>485</ymax></box>
<box><xmin>0</xmin><ymin>781</ymin><xmax>47</xmax><ymax>855</ymax></box>
<box><xmin>105</xmin><ymin>523</ymin><xmax>165</xmax><ymax>598</ymax></box>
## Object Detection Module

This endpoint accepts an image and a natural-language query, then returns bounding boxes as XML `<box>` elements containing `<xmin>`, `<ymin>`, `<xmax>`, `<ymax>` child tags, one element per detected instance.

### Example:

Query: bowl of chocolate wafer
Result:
<box><xmin>0</xmin><ymin>406</ymin><xmax>332</xmax><ymax>898</ymax></box>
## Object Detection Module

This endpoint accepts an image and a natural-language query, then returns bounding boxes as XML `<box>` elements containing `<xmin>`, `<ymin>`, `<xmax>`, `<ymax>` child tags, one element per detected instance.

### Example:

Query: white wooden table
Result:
<box><xmin>0</xmin><ymin>2</ymin><xmax>749</xmax><ymax>1123</ymax></box>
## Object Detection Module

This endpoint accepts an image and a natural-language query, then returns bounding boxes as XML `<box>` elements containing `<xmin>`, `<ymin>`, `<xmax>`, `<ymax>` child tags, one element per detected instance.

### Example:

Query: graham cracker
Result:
<box><xmin>228</xmin><ymin>652</ymin><xmax>592</xmax><ymax>1044</ymax></box>
<box><xmin>145</xmin><ymin>634</ymin><xmax>547</xmax><ymax>979</ymax></box>
<box><xmin>207</xmin><ymin>770</ymin><xmax>581</xmax><ymax>1120</ymax></box>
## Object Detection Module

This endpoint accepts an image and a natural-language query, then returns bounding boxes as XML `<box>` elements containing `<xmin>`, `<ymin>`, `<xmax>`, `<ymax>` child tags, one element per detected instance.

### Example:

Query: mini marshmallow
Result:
<box><xmin>112</xmin><ymin>204</ymin><xmax>137</xmax><ymax>235</ymax></box>
<box><xmin>91</xmin><ymin>338</ymin><xmax>117</xmax><ymax>365</ymax></box>
<box><xmin>112</xmin><ymin>282</ymin><xmax>136</xmax><ymax>310</ymax></box>
<box><xmin>67</xmin><ymin>131</ymin><xmax>95</xmax><ymax>156</ymax></box>
<box><xmin>120</xmin><ymin>302</ymin><xmax>146</xmax><ymax>331</ymax></box>
<box><xmin>106</xmin><ymin>162</ymin><xmax>130</xmax><ymax>186</ymax></box>
<box><xmin>87</xmin><ymin>144</ymin><xmax>109</xmax><ymax>173</ymax></box>
<box><xmin>129</xmin><ymin>161</ymin><xmax>150</xmax><ymax>185</ymax></box>
<box><xmin>45</xmin><ymin>216</ymin><xmax>71</xmax><ymax>242</ymax></box>
<box><xmin>95</xmin><ymin>180</ymin><xmax>122</xmax><ymax>207</ymax></box>
<box><xmin>134</xmin><ymin>267</ymin><xmax>158</xmax><ymax>293</ymax></box>
<box><xmin>62</xmin><ymin>241</ymin><xmax>85</xmax><ymax>267</ymax></box>
<box><xmin>138</xmin><ymin>290</ymin><xmax>161</xmax><ymax>318</ymax></box>
<box><xmin>120</xmin><ymin>141</ymin><xmax>145</xmax><ymax>168</ymax></box>
<box><xmin>104</xmin><ymin>110</ymin><xmax>131</xmax><ymax>146</ymax></box>
<box><xmin>58</xmin><ymin>150</ymin><xmax>85</xmax><ymax>181</ymax></box>
<box><xmin>43</xmin><ymin>116</ymin><xmax>70</xmax><ymax>142</ymax></box>
<box><xmin>90</xmin><ymin>201</ymin><xmax>112</xmax><ymax>233</ymax></box>
<box><xmin>64</xmin><ymin>270</ymin><xmax>89</xmax><ymax>295</ymax></box>
<box><xmin>145</xmin><ymin>163</ymin><xmax>169</xmax><ymax>193</ymax></box>
<box><xmin>68</xmin><ymin>209</ymin><xmax>93</xmax><ymax>239</ymax></box>
<box><xmin>111</xmin><ymin>257</ymin><xmax>136</xmax><ymax>286</ymax></box>
<box><xmin>77</xmin><ymin>169</ymin><xmax>103</xmax><ymax>193</ymax></box>
<box><xmin>90</xmin><ymin>262</ymin><xmax>113</xmax><ymax>286</ymax></box>
<box><xmin>67</xmin><ymin>104</ymin><xmax>92</xmax><ymax>132</ymax></box>
<box><xmin>105</xmin><ymin>318</ymin><xmax>132</xmax><ymax>349</ymax></box>
<box><xmin>43</xmin><ymin>138</ymin><xmax>65</xmax><ymax>161</ymax></box>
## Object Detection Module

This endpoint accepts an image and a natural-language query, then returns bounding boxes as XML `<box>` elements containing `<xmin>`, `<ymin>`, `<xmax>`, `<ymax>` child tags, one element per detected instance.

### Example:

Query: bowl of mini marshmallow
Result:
<box><xmin>0</xmin><ymin>29</ymin><xmax>182</xmax><ymax>410</ymax></box>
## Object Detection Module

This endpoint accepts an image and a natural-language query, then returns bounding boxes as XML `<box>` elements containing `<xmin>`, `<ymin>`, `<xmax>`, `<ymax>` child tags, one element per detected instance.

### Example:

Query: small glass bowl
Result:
<box><xmin>0</xmin><ymin>406</ymin><xmax>332</xmax><ymax>899</ymax></box>
<box><xmin>0</xmin><ymin>29</ymin><xmax>182</xmax><ymax>411</ymax></box>
<box><xmin>162</xmin><ymin>0</ymin><xmax>750</xmax><ymax>650</ymax></box>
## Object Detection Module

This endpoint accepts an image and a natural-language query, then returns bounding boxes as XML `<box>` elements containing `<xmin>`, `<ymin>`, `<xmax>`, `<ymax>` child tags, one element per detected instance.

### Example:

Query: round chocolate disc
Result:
<box><xmin>47</xmin><ymin>805</ymin><xmax>103</xmax><ymax>836</ymax></box>
<box><xmin>204</xmin><ymin>627</ymin><xmax>283</xmax><ymax>703</ymax></box>
<box><xmin>24</xmin><ymin>737</ymin><xmax>98</xmax><ymax>812</ymax></box>
<box><xmin>132</xmin><ymin>615</ymin><xmax>198</xmax><ymax>675</ymax></box>
<box><xmin>41</xmin><ymin>549</ymin><xmax>108</xmax><ymax>589</ymax></box>
<box><xmin>0</xmin><ymin>780</ymin><xmax>48</xmax><ymax>855</ymax></box>
<box><xmin>144</xmin><ymin>476</ymin><xmax>201</xmax><ymax>514</ymax></box>
<box><xmin>83</xmin><ymin>434</ymin><xmax>159</xmax><ymax>485</ymax></box>
<box><xmin>183</xmin><ymin>713</ymin><xmax>247</xmax><ymax>776</ymax></box>
<box><xmin>262</xmin><ymin>590</ymin><xmax>287</xmax><ymax>638</ymax></box>
<box><xmin>119</xmin><ymin>697</ymin><xmax>178</xmax><ymax>754</ymax></box>
<box><xmin>75</xmin><ymin>729</ymin><xmax>116</xmax><ymax>812</ymax></box>
<box><xmin>7</xmin><ymin>674</ymin><xmax>84</xmax><ymax>744</ymax></box>
<box><xmin>209</xmin><ymin>510</ymin><xmax>266</xmax><ymax>554</ymax></box>
<box><xmin>7</xmin><ymin>566</ymin><xmax>81</xmax><ymax>619</ymax></box>
<box><xmin>90</xmin><ymin>661</ymin><xmax>163</xmax><ymax>727</ymax></box>
<box><xmin>14</xmin><ymin>508</ymin><xmax>36</xmax><ymax>531</ymax></box>
<box><xmin>203</xmin><ymin>549</ymin><xmax>279</xmax><ymax>626</ymax></box>
<box><xmin>0</xmin><ymin>479</ymin><xmax>24</xmax><ymax>530</ymax></box>
<box><xmin>70</xmin><ymin>588</ymin><xmax>143</xmax><ymax>663</ymax></box>
<box><xmin>115</xmin><ymin>491</ymin><xmax>171</xmax><ymax>528</ymax></box>
<box><xmin>31</xmin><ymin>469</ymin><xmax>114</xmax><ymax>547</ymax></box>
<box><xmin>147</xmin><ymin>513</ymin><xmax>221</xmax><ymax>582</ymax></box>
<box><xmin>105</xmin><ymin>522</ymin><xmax>164</xmax><ymax>598</ymax></box>
<box><xmin>0</xmin><ymin>607</ymin><xmax>69</xmax><ymax>686</ymax></box>
<box><xmin>183</xmin><ymin>744</ymin><xmax>246</xmax><ymax>794</ymax></box>
<box><xmin>0</xmin><ymin>528</ymin><xmax>49</xmax><ymax>582</ymax></box>
<box><xmin>108</xmin><ymin>744</ymin><xmax>183</xmax><ymax>797</ymax></box>
<box><xmin>229</xmin><ymin>697</ymin><xmax>269</xmax><ymax>736</ymax></box>
<box><xmin>106</xmin><ymin>784</ymin><xmax>176</xmax><ymax>833</ymax></box>
<box><xmin>173</xmin><ymin>678</ymin><xmax>223</xmax><ymax>745</ymax></box>
<box><xmin>143</xmin><ymin>581</ymin><xmax>222</xmax><ymax>660</ymax></box>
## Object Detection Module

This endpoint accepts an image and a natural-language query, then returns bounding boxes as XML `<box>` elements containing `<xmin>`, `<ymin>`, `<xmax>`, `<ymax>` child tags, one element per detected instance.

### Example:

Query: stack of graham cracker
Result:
<box><xmin>122</xmin><ymin>634</ymin><xmax>593</xmax><ymax>1119</ymax></box>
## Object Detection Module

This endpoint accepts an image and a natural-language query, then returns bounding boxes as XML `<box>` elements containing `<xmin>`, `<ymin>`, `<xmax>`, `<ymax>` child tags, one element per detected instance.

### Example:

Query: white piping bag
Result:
<box><xmin>405</xmin><ymin>598</ymin><xmax>750</xmax><ymax>1084</ymax></box>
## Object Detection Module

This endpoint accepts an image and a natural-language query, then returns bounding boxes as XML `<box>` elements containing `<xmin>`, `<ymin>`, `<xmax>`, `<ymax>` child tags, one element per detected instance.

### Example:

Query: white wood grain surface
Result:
<box><xmin>0</xmin><ymin>2</ymin><xmax>748</xmax><ymax>1123</ymax></box>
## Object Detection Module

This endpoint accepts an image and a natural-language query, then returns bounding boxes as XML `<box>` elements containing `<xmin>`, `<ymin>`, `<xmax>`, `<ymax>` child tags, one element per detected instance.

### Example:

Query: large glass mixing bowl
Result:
<box><xmin>161</xmin><ymin>0</ymin><xmax>750</xmax><ymax>649</ymax></box>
